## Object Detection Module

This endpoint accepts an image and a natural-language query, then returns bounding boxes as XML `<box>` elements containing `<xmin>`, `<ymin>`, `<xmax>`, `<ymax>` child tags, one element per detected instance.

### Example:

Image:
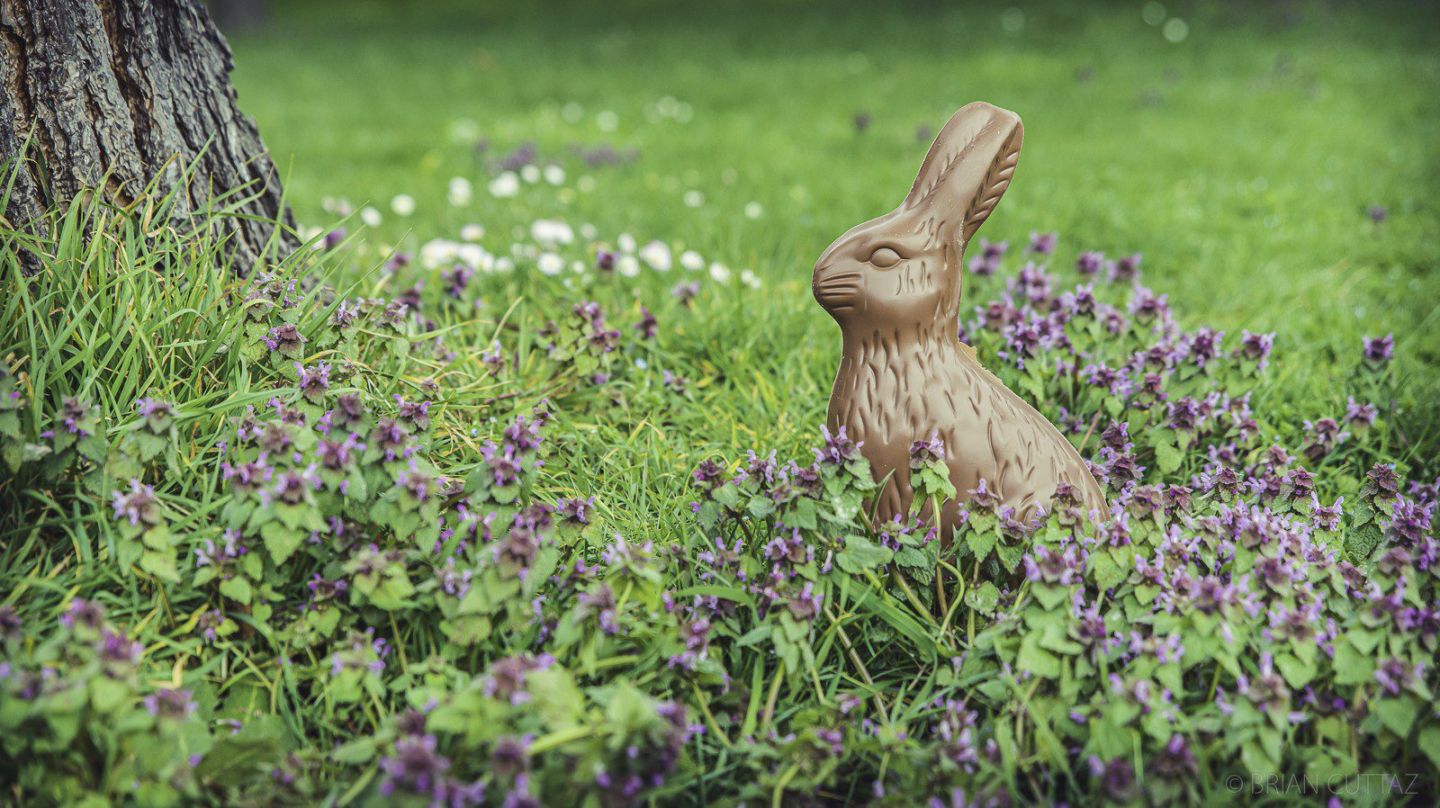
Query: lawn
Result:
<box><xmin>2</xmin><ymin>0</ymin><xmax>1439</xmax><ymax>805</ymax></box>
<box><xmin>229</xmin><ymin>0</ymin><xmax>1440</xmax><ymax>499</ymax></box>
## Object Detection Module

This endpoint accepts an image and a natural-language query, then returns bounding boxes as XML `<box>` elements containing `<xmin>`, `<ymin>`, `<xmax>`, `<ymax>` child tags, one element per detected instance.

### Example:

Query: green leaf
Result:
<box><xmin>834</xmin><ymin>534</ymin><xmax>893</xmax><ymax>573</ymax></box>
<box><xmin>1031</xmin><ymin>582</ymin><xmax>1070</xmax><ymax>612</ymax></box>
<box><xmin>89</xmin><ymin>677</ymin><xmax>130</xmax><ymax>713</ymax></box>
<box><xmin>1154</xmin><ymin>441</ymin><xmax>1184</xmax><ymax>473</ymax></box>
<box><xmin>528</xmin><ymin>668</ymin><xmax>586</xmax><ymax>729</ymax></box>
<box><xmin>1419</xmin><ymin>726</ymin><xmax>1440</xmax><ymax>769</ymax></box>
<box><xmin>139</xmin><ymin>549</ymin><xmax>180</xmax><ymax>582</ymax></box>
<box><xmin>1333</xmin><ymin>638</ymin><xmax>1375</xmax><ymax>685</ymax></box>
<box><xmin>966</xmin><ymin>528</ymin><xmax>997</xmax><ymax>560</ymax></box>
<box><xmin>1373</xmin><ymin>696</ymin><xmax>1416</xmax><ymax>738</ymax></box>
<box><xmin>332</xmin><ymin>736</ymin><xmax>378</xmax><ymax>764</ymax></box>
<box><xmin>1017</xmin><ymin>635</ymin><xmax>1061</xmax><ymax>679</ymax></box>
<box><xmin>261</xmin><ymin>522</ymin><xmax>305</xmax><ymax>565</ymax></box>
<box><xmin>1274</xmin><ymin>652</ymin><xmax>1315</xmax><ymax>690</ymax></box>
<box><xmin>220</xmin><ymin>576</ymin><xmax>253</xmax><ymax>605</ymax></box>
<box><xmin>966</xmin><ymin>581</ymin><xmax>1000</xmax><ymax>615</ymax></box>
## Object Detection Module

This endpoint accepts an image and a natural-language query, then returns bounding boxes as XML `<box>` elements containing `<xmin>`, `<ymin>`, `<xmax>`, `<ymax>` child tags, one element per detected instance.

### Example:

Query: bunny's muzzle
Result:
<box><xmin>812</xmin><ymin>263</ymin><xmax>863</xmax><ymax>313</ymax></box>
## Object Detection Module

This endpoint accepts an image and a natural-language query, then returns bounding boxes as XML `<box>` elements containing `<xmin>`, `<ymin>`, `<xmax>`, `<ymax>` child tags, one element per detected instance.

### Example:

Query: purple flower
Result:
<box><xmin>634</xmin><ymin>306</ymin><xmax>658</xmax><ymax>339</ymax></box>
<box><xmin>111</xmin><ymin>479</ymin><xmax>162</xmax><ymax>527</ymax></box>
<box><xmin>442</xmin><ymin>264</ymin><xmax>475</xmax><ymax>298</ymax></box>
<box><xmin>97</xmin><ymin>628</ymin><xmax>144</xmax><ymax>669</ymax></box>
<box><xmin>490</xmin><ymin>736</ymin><xmax>530</xmax><ymax>778</ymax></box>
<box><xmin>692</xmin><ymin>459</ymin><xmax>725</xmax><ymax>489</ymax></box>
<box><xmin>484</xmin><ymin>654</ymin><xmax>552</xmax><ymax>705</ymax></box>
<box><xmin>135</xmin><ymin>397</ymin><xmax>174</xmax><ymax>433</ymax></box>
<box><xmin>557</xmin><ymin>496</ymin><xmax>594</xmax><ymax>525</ymax></box>
<box><xmin>816</xmin><ymin>425</ymin><xmax>861</xmax><ymax>465</ymax></box>
<box><xmin>787</xmin><ymin>582</ymin><xmax>823</xmax><ymax>621</ymax></box>
<box><xmin>908</xmin><ymin>431</ymin><xmax>945</xmax><ymax>468</ymax></box>
<box><xmin>1373</xmin><ymin>658</ymin><xmax>1422</xmax><ymax>696</ymax></box>
<box><xmin>222</xmin><ymin>458</ymin><xmax>272</xmax><ymax>493</ymax></box>
<box><xmin>579</xmin><ymin>584</ymin><xmax>620</xmax><ymax>634</ymax></box>
<box><xmin>263</xmin><ymin>323</ymin><xmax>307</xmax><ymax>357</ymax></box>
<box><xmin>387</xmin><ymin>399</ymin><xmax>429</xmax><ymax>434</ymax></box>
<box><xmin>595</xmin><ymin>249</ymin><xmax>618</xmax><ymax>272</ymax></box>
<box><xmin>379</xmin><ymin>734</ymin><xmax>451</xmax><ymax>797</ymax></box>
<box><xmin>144</xmin><ymin>687</ymin><xmax>197</xmax><ymax>720</ymax></box>
<box><xmin>1112</xmin><ymin>253</ymin><xmax>1142</xmax><ymax>282</ymax></box>
<box><xmin>1237</xmin><ymin>330</ymin><xmax>1275</xmax><ymax>367</ymax></box>
<box><xmin>62</xmin><ymin>598</ymin><xmax>106</xmax><ymax>632</ymax></box>
<box><xmin>1076</xmin><ymin>251</ymin><xmax>1106</xmax><ymax>276</ymax></box>
<box><xmin>1362</xmin><ymin>333</ymin><xmax>1394</xmax><ymax>364</ymax></box>
<box><xmin>1344</xmin><ymin>397</ymin><xmax>1378</xmax><ymax>427</ymax></box>
<box><xmin>1026</xmin><ymin>231</ymin><xmax>1057</xmax><ymax>255</ymax></box>
<box><xmin>59</xmin><ymin>396</ymin><xmax>95</xmax><ymax>436</ymax></box>
<box><xmin>1367</xmin><ymin>205</ymin><xmax>1388</xmax><ymax>223</ymax></box>
<box><xmin>671</xmin><ymin>281</ymin><xmax>700</xmax><ymax>307</ymax></box>
<box><xmin>294</xmin><ymin>362</ymin><xmax>331</xmax><ymax>403</ymax></box>
<box><xmin>1088</xmin><ymin>756</ymin><xmax>1137</xmax><ymax>802</ymax></box>
<box><xmin>1024</xmin><ymin>545</ymin><xmax>1083</xmax><ymax>585</ymax></box>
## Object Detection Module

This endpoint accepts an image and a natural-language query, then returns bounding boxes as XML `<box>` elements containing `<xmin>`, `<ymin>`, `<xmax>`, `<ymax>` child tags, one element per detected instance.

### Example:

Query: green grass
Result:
<box><xmin>3</xmin><ymin>2</ymin><xmax>1440</xmax><ymax>803</ymax></box>
<box><xmin>227</xmin><ymin>0</ymin><xmax>1440</xmax><ymax>534</ymax></box>
<box><xmin>233</xmin><ymin>0</ymin><xmax>1440</xmax><ymax>345</ymax></box>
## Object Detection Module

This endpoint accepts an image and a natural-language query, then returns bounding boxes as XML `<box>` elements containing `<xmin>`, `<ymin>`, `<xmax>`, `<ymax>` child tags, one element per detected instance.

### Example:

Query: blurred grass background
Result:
<box><xmin>225</xmin><ymin>0</ymin><xmax>1439</xmax><ymax>457</ymax></box>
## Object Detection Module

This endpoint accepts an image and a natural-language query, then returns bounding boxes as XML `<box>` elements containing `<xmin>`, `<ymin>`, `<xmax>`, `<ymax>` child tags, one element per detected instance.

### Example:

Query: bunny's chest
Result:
<box><xmin>828</xmin><ymin>346</ymin><xmax>998</xmax><ymax>457</ymax></box>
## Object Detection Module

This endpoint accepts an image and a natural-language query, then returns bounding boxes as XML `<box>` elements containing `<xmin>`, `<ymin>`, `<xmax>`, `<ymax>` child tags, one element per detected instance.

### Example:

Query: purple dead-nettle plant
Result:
<box><xmin>1362</xmin><ymin>333</ymin><xmax>1394</xmax><ymax>364</ymax></box>
<box><xmin>134</xmin><ymin>397</ymin><xmax>174</xmax><ymax>433</ymax></box>
<box><xmin>294</xmin><ymin>362</ymin><xmax>331</xmax><ymax>403</ymax></box>
<box><xmin>111</xmin><ymin>479</ymin><xmax>162</xmax><ymax>526</ymax></box>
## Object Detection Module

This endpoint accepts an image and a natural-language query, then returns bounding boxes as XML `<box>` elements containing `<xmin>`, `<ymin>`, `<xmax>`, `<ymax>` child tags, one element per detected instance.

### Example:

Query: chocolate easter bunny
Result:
<box><xmin>812</xmin><ymin>102</ymin><xmax>1106</xmax><ymax>533</ymax></box>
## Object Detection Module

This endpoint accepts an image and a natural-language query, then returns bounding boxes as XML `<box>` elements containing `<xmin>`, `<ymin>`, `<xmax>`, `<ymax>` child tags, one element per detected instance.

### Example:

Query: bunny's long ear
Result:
<box><xmin>903</xmin><ymin>102</ymin><xmax>1023</xmax><ymax>246</ymax></box>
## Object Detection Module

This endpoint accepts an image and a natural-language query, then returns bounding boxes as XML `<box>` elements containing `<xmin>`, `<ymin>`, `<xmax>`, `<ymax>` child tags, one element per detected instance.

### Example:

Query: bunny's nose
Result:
<box><xmin>812</xmin><ymin>264</ymin><xmax>863</xmax><ymax>309</ymax></box>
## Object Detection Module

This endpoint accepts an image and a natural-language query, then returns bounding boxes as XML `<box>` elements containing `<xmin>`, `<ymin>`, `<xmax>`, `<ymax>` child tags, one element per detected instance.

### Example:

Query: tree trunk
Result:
<box><xmin>0</xmin><ymin>0</ymin><xmax>293</xmax><ymax>273</ymax></box>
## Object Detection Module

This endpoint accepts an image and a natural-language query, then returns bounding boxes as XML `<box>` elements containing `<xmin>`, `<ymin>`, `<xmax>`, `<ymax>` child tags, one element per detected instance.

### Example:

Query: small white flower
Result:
<box><xmin>680</xmin><ymin>250</ymin><xmax>704</xmax><ymax>271</ymax></box>
<box><xmin>360</xmin><ymin>206</ymin><xmax>382</xmax><ymax>227</ymax></box>
<box><xmin>618</xmin><ymin>255</ymin><xmax>641</xmax><ymax>277</ymax></box>
<box><xmin>537</xmin><ymin>252</ymin><xmax>565</xmax><ymax>276</ymax></box>
<box><xmin>683</xmin><ymin>190</ymin><xmax>704</xmax><ymax>208</ymax></box>
<box><xmin>634</xmin><ymin>358</ymin><xmax>649</xmax><ymax>370</ymax></box>
<box><xmin>709</xmin><ymin>262</ymin><xmax>732</xmax><ymax>283</ymax></box>
<box><xmin>449</xmin><ymin>117</ymin><xmax>480</xmax><ymax>143</ymax></box>
<box><xmin>460</xmin><ymin>223</ymin><xmax>486</xmax><ymax>242</ymax></box>
<box><xmin>520</xmin><ymin>165</ymin><xmax>542</xmax><ymax>184</ymax></box>
<box><xmin>639</xmin><ymin>241</ymin><xmax>673</xmax><ymax>271</ymax></box>
<box><xmin>561</xmin><ymin>102</ymin><xmax>584</xmax><ymax>123</ymax></box>
<box><xmin>571</xmin><ymin>260</ymin><xmax>586</xmax><ymax>274</ymax></box>
<box><xmin>419</xmin><ymin>238</ymin><xmax>461</xmax><ymax>269</ymax></box>
<box><xmin>579</xmin><ymin>223</ymin><xmax>598</xmax><ymax>240</ymax></box>
<box><xmin>543</xmin><ymin>165</ymin><xmax>566</xmax><ymax>186</ymax></box>
<box><xmin>448</xmin><ymin>177</ymin><xmax>473</xmax><ymax>207</ymax></box>
<box><xmin>617</xmin><ymin>233</ymin><xmax>637</xmax><ymax>254</ymax></box>
<box><xmin>489</xmin><ymin>172</ymin><xmax>521</xmax><ymax>198</ymax></box>
<box><xmin>495</xmin><ymin>257</ymin><xmax>515</xmax><ymax>273</ymax></box>
<box><xmin>390</xmin><ymin>194</ymin><xmax>416</xmax><ymax>216</ymax></box>
<box><xmin>458</xmin><ymin>244</ymin><xmax>492</xmax><ymax>272</ymax></box>
<box><xmin>740</xmin><ymin>269</ymin><xmax>762</xmax><ymax>289</ymax></box>
<box><xmin>577</xmin><ymin>175</ymin><xmax>597</xmax><ymax>193</ymax></box>
<box><xmin>530</xmin><ymin>219</ymin><xmax>574</xmax><ymax>248</ymax></box>
<box><xmin>744</xmin><ymin>201</ymin><xmax>764</xmax><ymax>220</ymax></box>
<box><xmin>597</xmin><ymin>110</ymin><xmax>619</xmax><ymax>132</ymax></box>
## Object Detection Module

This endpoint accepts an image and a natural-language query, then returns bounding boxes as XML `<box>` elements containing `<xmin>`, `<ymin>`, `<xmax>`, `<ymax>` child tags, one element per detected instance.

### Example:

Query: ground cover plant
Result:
<box><xmin>3</xmin><ymin>1</ymin><xmax>1440</xmax><ymax>805</ymax></box>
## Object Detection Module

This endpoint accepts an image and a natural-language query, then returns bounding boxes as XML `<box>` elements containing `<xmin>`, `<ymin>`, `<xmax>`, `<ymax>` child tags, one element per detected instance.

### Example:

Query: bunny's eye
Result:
<box><xmin>868</xmin><ymin>247</ymin><xmax>901</xmax><ymax>268</ymax></box>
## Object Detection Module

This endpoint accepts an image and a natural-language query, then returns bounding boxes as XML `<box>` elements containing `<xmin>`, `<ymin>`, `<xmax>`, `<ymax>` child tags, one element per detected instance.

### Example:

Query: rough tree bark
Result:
<box><xmin>0</xmin><ymin>0</ymin><xmax>294</xmax><ymax>272</ymax></box>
